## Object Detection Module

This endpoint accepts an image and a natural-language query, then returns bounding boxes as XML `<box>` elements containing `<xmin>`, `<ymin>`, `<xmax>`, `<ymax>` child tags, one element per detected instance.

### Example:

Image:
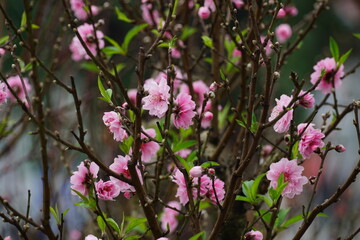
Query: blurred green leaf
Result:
<box><xmin>173</xmin><ymin>140</ymin><xmax>197</xmax><ymax>152</ymax></box>
<box><xmin>329</xmin><ymin>37</ymin><xmax>339</xmax><ymax>61</ymax></box>
<box><xmin>202</xmin><ymin>36</ymin><xmax>213</xmax><ymax>48</ymax></box>
<box><xmin>180</xmin><ymin>26</ymin><xmax>197</xmax><ymax>40</ymax></box>
<box><xmin>115</xmin><ymin>7</ymin><xmax>133</xmax><ymax>23</ymax></box>
<box><xmin>338</xmin><ymin>49</ymin><xmax>352</xmax><ymax>66</ymax></box>
<box><xmin>189</xmin><ymin>231</ymin><xmax>205</xmax><ymax>240</ymax></box>
<box><xmin>125</xmin><ymin>218</ymin><xmax>147</xmax><ymax>234</ymax></box>
<box><xmin>122</xmin><ymin>24</ymin><xmax>148</xmax><ymax>54</ymax></box>
<box><xmin>97</xmin><ymin>216</ymin><xmax>106</xmax><ymax>233</ymax></box>
<box><xmin>201</xmin><ymin>161</ymin><xmax>220</xmax><ymax>169</ymax></box>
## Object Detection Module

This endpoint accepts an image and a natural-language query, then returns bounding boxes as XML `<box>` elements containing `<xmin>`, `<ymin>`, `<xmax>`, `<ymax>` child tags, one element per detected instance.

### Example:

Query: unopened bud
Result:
<box><xmin>189</xmin><ymin>166</ymin><xmax>203</xmax><ymax>178</ymax></box>
<box><xmin>208</xmin><ymin>168</ymin><xmax>215</xmax><ymax>175</ymax></box>
<box><xmin>335</xmin><ymin>144</ymin><xmax>346</xmax><ymax>153</ymax></box>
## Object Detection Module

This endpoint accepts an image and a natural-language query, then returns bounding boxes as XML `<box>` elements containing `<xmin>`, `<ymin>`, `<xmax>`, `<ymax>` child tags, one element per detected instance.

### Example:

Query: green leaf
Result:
<box><xmin>172</xmin><ymin>0</ymin><xmax>179</xmax><ymax>16</ymax></box>
<box><xmin>180</xmin><ymin>26</ymin><xmax>197</xmax><ymax>41</ymax></box>
<box><xmin>186</xmin><ymin>150</ymin><xmax>198</xmax><ymax>163</ymax></box>
<box><xmin>115</xmin><ymin>7</ymin><xmax>133</xmax><ymax>23</ymax></box>
<box><xmin>291</xmin><ymin>141</ymin><xmax>299</xmax><ymax>159</ymax></box>
<box><xmin>107</xmin><ymin>217</ymin><xmax>121</xmax><ymax>234</ymax></box>
<box><xmin>97</xmin><ymin>216</ymin><xmax>106</xmax><ymax>233</ymax></box>
<box><xmin>97</xmin><ymin>76</ymin><xmax>112</xmax><ymax>103</ymax></box>
<box><xmin>50</xmin><ymin>206</ymin><xmax>60</xmax><ymax>224</ymax></box>
<box><xmin>125</xmin><ymin>218</ymin><xmax>147</xmax><ymax>234</ymax></box>
<box><xmin>275</xmin><ymin>208</ymin><xmax>290</xmax><ymax>227</ymax></box>
<box><xmin>102</xmin><ymin>46</ymin><xmax>124</xmax><ymax>56</ymax></box>
<box><xmin>71</xmin><ymin>189</ymin><xmax>88</xmax><ymax>202</ymax></box>
<box><xmin>353</xmin><ymin>33</ymin><xmax>360</xmax><ymax>39</ymax></box>
<box><xmin>123</xmin><ymin>236</ymin><xmax>141</xmax><ymax>240</ymax></box>
<box><xmin>177</xmin><ymin>155</ymin><xmax>192</xmax><ymax>171</ymax></box>
<box><xmin>75</xmin><ymin>199</ymin><xmax>96</xmax><ymax>210</ymax></box>
<box><xmin>0</xmin><ymin>36</ymin><xmax>9</xmax><ymax>45</ymax></box>
<box><xmin>282</xmin><ymin>213</ymin><xmax>303</xmax><ymax>228</ymax></box>
<box><xmin>329</xmin><ymin>37</ymin><xmax>339</xmax><ymax>61</ymax></box>
<box><xmin>81</xmin><ymin>62</ymin><xmax>99</xmax><ymax>73</ymax></box>
<box><xmin>63</xmin><ymin>208</ymin><xmax>70</xmax><ymax>217</ymax></box>
<box><xmin>189</xmin><ymin>231</ymin><xmax>205</xmax><ymax>240</ymax></box>
<box><xmin>119</xmin><ymin>136</ymin><xmax>133</xmax><ymax>155</ymax></box>
<box><xmin>201</xmin><ymin>36</ymin><xmax>213</xmax><ymax>48</ymax></box>
<box><xmin>173</xmin><ymin>140</ymin><xmax>197</xmax><ymax>152</ymax></box>
<box><xmin>31</xmin><ymin>24</ymin><xmax>39</xmax><ymax>29</ymax></box>
<box><xmin>104</xmin><ymin>36</ymin><xmax>125</xmax><ymax>55</ymax></box>
<box><xmin>219</xmin><ymin>103</ymin><xmax>230</xmax><ymax>129</ymax></box>
<box><xmin>122</xmin><ymin>24</ymin><xmax>148</xmax><ymax>54</ymax></box>
<box><xmin>235</xmin><ymin>195</ymin><xmax>252</xmax><ymax>203</ymax></box>
<box><xmin>220</xmin><ymin>69</ymin><xmax>226</xmax><ymax>81</ymax></box>
<box><xmin>251</xmin><ymin>173</ymin><xmax>266</xmax><ymax>200</ymax></box>
<box><xmin>200</xmin><ymin>161</ymin><xmax>220</xmax><ymax>169</ymax></box>
<box><xmin>20</xmin><ymin>11</ymin><xmax>27</xmax><ymax>29</ymax></box>
<box><xmin>251</xmin><ymin>113</ymin><xmax>258</xmax><ymax>132</ymax></box>
<box><xmin>338</xmin><ymin>49</ymin><xmax>352</xmax><ymax>66</ymax></box>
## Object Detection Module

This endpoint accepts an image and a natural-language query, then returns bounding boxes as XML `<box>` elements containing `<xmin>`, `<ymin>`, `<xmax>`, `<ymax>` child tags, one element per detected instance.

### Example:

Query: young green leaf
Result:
<box><xmin>125</xmin><ymin>218</ymin><xmax>147</xmax><ymax>234</ymax></box>
<box><xmin>353</xmin><ymin>33</ymin><xmax>360</xmax><ymax>39</ymax></box>
<box><xmin>107</xmin><ymin>217</ymin><xmax>121</xmax><ymax>234</ymax></box>
<box><xmin>180</xmin><ymin>26</ymin><xmax>197</xmax><ymax>40</ymax></box>
<box><xmin>200</xmin><ymin>161</ymin><xmax>220</xmax><ymax>169</ymax></box>
<box><xmin>251</xmin><ymin>173</ymin><xmax>266</xmax><ymax>200</ymax></box>
<box><xmin>123</xmin><ymin>236</ymin><xmax>141</xmax><ymax>240</ymax></box>
<box><xmin>104</xmin><ymin>36</ymin><xmax>125</xmax><ymax>55</ymax></box>
<box><xmin>173</xmin><ymin>140</ymin><xmax>197</xmax><ymax>152</ymax></box>
<box><xmin>122</xmin><ymin>24</ymin><xmax>148</xmax><ymax>53</ymax></box>
<box><xmin>329</xmin><ymin>37</ymin><xmax>339</xmax><ymax>61</ymax></box>
<box><xmin>115</xmin><ymin>7</ymin><xmax>133</xmax><ymax>23</ymax></box>
<box><xmin>202</xmin><ymin>36</ymin><xmax>213</xmax><ymax>48</ymax></box>
<box><xmin>338</xmin><ymin>49</ymin><xmax>352</xmax><ymax>66</ymax></box>
<box><xmin>119</xmin><ymin>136</ymin><xmax>133</xmax><ymax>155</ymax></box>
<box><xmin>97</xmin><ymin>76</ymin><xmax>112</xmax><ymax>103</ymax></box>
<box><xmin>50</xmin><ymin>206</ymin><xmax>60</xmax><ymax>224</ymax></box>
<box><xmin>189</xmin><ymin>231</ymin><xmax>205</xmax><ymax>240</ymax></box>
<box><xmin>97</xmin><ymin>216</ymin><xmax>106</xmax><ymax>233</ymax></box>
<box><xmin>0</xmin><ymin>36</ymin><xmax>9</xmax><ymax>45</ymax></box>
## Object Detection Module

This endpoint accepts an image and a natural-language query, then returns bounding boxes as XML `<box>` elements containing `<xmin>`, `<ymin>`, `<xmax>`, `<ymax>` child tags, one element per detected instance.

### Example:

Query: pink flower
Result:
<box><xmin>69</xmin><ymin>229</ymin><xmax>81</xmax><ymax>240</ymax></box>
<box><xmin>297</xmin><ymin>123</ymin><xmax>325</xmax><ymax>159</ymax></box>
<box><xmin>109</xmin><ymin>155</ymin><xmax>142</xmax><ymax>198</ymax></box>
<box><xmin>277</xmin><ymin>8</ymin><xmax>286</xmax><ymax>18</ymax></box>
<box><xmin>95</xmin><ymin>179</ymin><xmax>120</xmax><ymax>200</ymax></box>
<box><xmin>69</xmin><ymin>23</ymin><xmax>104</xmax><ymax>61</ymax></box>
<box><xmin>157</xmin><ymin>238</ymin><xmax>169</xmax><ymax>240</ymax></box>
<box><xmin>275</xmin><ymin>24</ymin><xmax>292</xmax><ymax>43</ymax></box>
<box><xmin>0</xmin><ymin>82</ymin><xmax>8</xmax><ymax>104</ymax></box>
<box><xmin>198</xmin><ymin>6</ymin><xmax>211</xmax><ymax>19</ymax></box>
<box><xmin>261</xmin><ymin>145</ymin><xmax>273</xmax><ymax>158</ymax></box>
<box><xmin>70</xmin><ymin>161</ymin><xmax>99</xmax><ymax>196</ymax></box>
<box><xmin>140</xmin><ymin>128</ymin><xmax>160</xmax><ymax>162</ymax></box>
<box><xmin>180</xmin><ymin>80</ymin><xmax>209</xmax><ymax>105</ymax></box>
<box><xmin>143</xmin><ymin>77</ymin><xmax>170</xmax><ymax>118</ymax></box>
<box><xmin>6</xmin><ymin>76</ymin><xmax>31</xmax><ymax>107</ymax></box>
<box><xmin>204</xmin><ymin>0</ymin><xmax>216</xmax><ymax>12</ymax></box>
<box><xmin>266</xmin><ymin>158</ymin><xmax>308</xmax><ymax>198</ymax></box>
<box><xmin>310</xmin><ymin>58</ymin><xmax>345</xmax><ymax>94</ymax></box>
<box><xmin>298</xmin><ymin>90</ymin><xmax>315</xmax><ymax>108</ymax></box>
<box><xmin>4</xmin><ymin>237</ymin><xmax>12</xmax><ymax>240</ymax></box>
<box><xmin>141</xmin><ymin>3</ymin><xmax>160</xmax><ymax>25</ymax></box>
<box><xmin>127</xmin><ymin>89</ymin><xmax>137</xmax><ymax>105</ymax></box>
<box><xmin>85</xmin><ymin>235</ymin><xmax>101</xmax><ymax>240</ymax></box>
<box><xmin>201</xmin><ymin>111</ymin><xmax>213</xmax><ymax>128</ymax></box>
<box><xmin>232</xmin><ymin>48</ymin><xmax>242</xmax><ymax>57</ymax></box>
<box><xmin>173</xmin><ymin>93</ymin><xmax>196</xmax><ymax>129</ymax></box>
<box><xmin>232</xmin><ymin>0</ymin><xmax>244</xmax><ymax>8</ymax></box>
<box><xmin>269</xmin><ymin>94</ymin><xmax>293</xmax><ymax>133</ymax></box>
<box><xmin>171</xmin><ymin>48</ymin><xmax>181</xmax><ymax>59</ymax></box>
<box><xmin>161</xmin><ymin>201</ymin><xmax>181</xmax><ymax>233</ymax></box>
<box><xmin>173</xmin><ymin>170</ymin><xmax>225</xmax><ymax>205</ymax></box>
<box><xmin>207</xmin><ymin>178</ymin><xmax>226</xmax><ymax>204</ymax></box>
<box><xmin>176</xmin><ymin>149</ymin><xmax>191</xmax><ymax>158</ymax></box>
<box><xmin>284</xmin><ymin>6</ymin><xmax>298</xmax><ymax>16</ymax></box>
<box><xmin>245</xmin><ymin>230</ymin><xmax>263</xmax><ymax>240</ymax></box>
<box><xmin>0</xmin><ymin>48</ymin><xmax>5</xmax><ymax>56</ymax></box>
<box><xmin>70</xmin><ymin>0</ymin><xmax>99</xmax><ymax>20</ymax></box>
<box><xmin>260</xmin><ymin>36</ymin><xmax>273</xmax><ymax>56</ymax></box>
<box><xmin>102</xmin><ymin>111</ymin><xmax>128</xmax><ymax>142</ymax></box>
<box><xmin>189</xmin><ymin>166</ymin><xmax>203</xmax><ymax>178</ymax></box>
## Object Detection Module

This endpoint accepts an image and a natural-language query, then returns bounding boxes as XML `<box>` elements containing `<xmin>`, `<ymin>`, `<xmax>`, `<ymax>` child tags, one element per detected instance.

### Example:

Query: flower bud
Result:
<box><xmin>189</xmin><ymin>166</ymin><xmax>203</xmax><ymax>178</ymax></box>
<box><xmin>335</xmin><ymin>144</ymin><xmax>346</xmax><ymax>153</ymax></box>
<box><xmin>208</xmin><ymin>168</ymin><xmax>215</xmax><ymax>175</ymax></box>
